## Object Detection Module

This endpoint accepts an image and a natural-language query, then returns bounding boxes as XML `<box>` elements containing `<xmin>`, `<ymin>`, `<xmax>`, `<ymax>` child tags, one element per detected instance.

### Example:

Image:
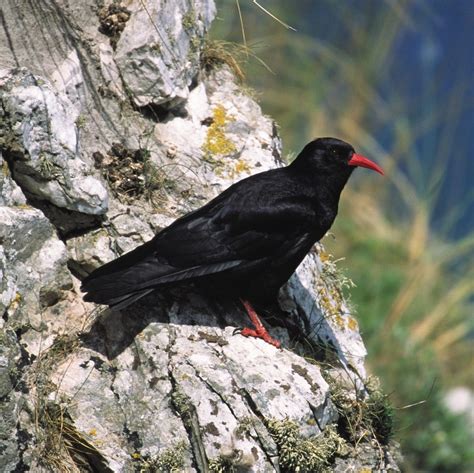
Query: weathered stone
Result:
<box><xmin>0</xmin><ymin>151</ymin><xmax>26</xmax><ymax>207</ymax></box>
<box><xmin>114</xmin><ymin>0</ymin><xmax>216</xmax><ymax>107</ymax></box>
<box><xmin>0</xmin><ymin>69</ymin><xmax>108</xmax><ymax>215</ymax></box>
<box><xmin>0</xmin><ymin>206</ymin><xmax>70</xmax><ymax>322</ymax></box>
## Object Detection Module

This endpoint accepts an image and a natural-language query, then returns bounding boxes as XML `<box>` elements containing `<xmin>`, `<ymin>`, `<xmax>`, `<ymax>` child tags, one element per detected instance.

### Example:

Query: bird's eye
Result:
<box><xmin>331</xmin><ymin>148</ymin><xmax>338</xmax><ymax>155</ymax></box>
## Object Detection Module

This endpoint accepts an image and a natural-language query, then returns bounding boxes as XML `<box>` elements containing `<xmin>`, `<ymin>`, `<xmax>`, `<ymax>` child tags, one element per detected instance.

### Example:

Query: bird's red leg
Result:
<box><xmin>239</xmin><ymin>299</ymin><xmax>281</xmax><ymax>348</ymax></box>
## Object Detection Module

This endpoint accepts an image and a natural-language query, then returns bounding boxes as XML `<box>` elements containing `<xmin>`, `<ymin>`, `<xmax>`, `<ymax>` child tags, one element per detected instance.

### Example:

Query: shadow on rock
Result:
<box><xmin>80</xmin><ymin>288</ymin><xmax>258</xmax><ymax>360</ymax></box>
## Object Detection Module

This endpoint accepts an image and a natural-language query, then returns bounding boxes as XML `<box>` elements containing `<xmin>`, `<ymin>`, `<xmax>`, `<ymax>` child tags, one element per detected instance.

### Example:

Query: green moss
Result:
<box><xmin>208</xmin><ymin>455</ymin><xmax>236</xmax><ymax>473</ymax></box>
<box><xmin>190</xmin><ymin>35</ymin><xmax>201</xmax><ymax>53</ymax></box>
<box><xmin>235</xmin><ymin>416</ymin><xmax>255</xmax><ymax>439</ymax></box>
<box><xmin>182</xmin><ymin>9</ymin><xmax>196</xmax><ymax>32</ymax></box>
<box><xmin>138</xmin><ymin>441</ymin><xmax>187</xmax><ymax>473</ymax></box>
<box><xmin>267</xmin><ymin>419</ymin><xmax>347</xmax><ymax>473</ymax></box>
<box><xmin>75</xmin><ymin>114</ymin><xmax>87</xmax><ymax>129</ymax></box>
<box><xmin>170</xmin><ymin>388</ymin><xmax>193</xmax><ymax>422</ymax></box>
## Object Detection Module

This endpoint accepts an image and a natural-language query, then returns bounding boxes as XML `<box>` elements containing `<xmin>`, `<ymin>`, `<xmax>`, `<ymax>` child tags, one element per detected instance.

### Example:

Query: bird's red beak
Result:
<box><xmin>348</xmin><ymin>153</ymin><xmax>384</xmax><ymax>175</ymax></box>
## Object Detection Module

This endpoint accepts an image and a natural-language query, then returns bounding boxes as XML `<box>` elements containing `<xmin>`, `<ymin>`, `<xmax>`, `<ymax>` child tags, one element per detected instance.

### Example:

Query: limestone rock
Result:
<box><xmin>0</xmin><ymin>69</ymin><xmax>108</xmax><ymax>215</ymax></box>
<box><xmin>0</xmin><ymin>205</ymin><xmax>71</xmax><ymax>321</ymax></box>
<box><xmin>113</xmin><ymin>0</ymin><xmax>216</xmax><ymax>107</ymax></box>
<box><xmin>0</xmin><ymin>330</ymin><xmax>25</xmax><ymax>473</ymax></box>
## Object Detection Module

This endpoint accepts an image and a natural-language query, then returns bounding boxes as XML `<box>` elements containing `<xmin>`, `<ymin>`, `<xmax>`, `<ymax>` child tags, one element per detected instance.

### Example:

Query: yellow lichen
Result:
<box><xmin>233</xmin><ymin>159</ymin><xmax>251</xmax><ymax>175</ymax></box>
<box><xmin>347</xmin><ymin>317</ymin><xmax>359</xmax><ymax>331</ymax></box>
<box><xmin>314</xmin><ymin>244</ymin><xmax>359</xmax><ymax>331</ymax></box>
<box><xmin>2</xmin><ymin>160</ymin><xmax>10</xmax><ymax>176</ymax></box>
<box><xmin>318</xmin><ymin>249</ymin><xmax>331</xmax><ymax>263</ymax></box>
<box><xmin>202</xmin><ymin>105</ymin><xmax>236</xmax><ymax>157</ymax></box>
<box><xmin>8</xmin><ymin>292</ymin><xmax>22</xmax><ymax>311</ymax></box>
<box><xmin>334</xmin><ymin>314</ymin><xmax>345</xmax><ymax>329</ymax></box>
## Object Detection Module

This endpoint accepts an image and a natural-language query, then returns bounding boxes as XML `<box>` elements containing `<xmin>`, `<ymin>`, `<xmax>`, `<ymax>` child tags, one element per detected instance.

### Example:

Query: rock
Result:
<box><xmin>0</xmin><ymin>330</ymin><xmax>25</xmax><ymax>473</ymax></box>
<box><xmin>0</xmin><ymin>69</ymin><xmax>108</xmax><ymax>215</ymax></box>
<box><xmin>0</xmin><ymin>205</ymin><xmax>71</xmax><ymax>322</ymax></box>
<box><xmin>113</xmin><ymin>0</ymin><xmax>216</xmax><ymax>107</ymax></box>
<box><xmin>0</xmin><ymin>151</ymin><xmax>26</xmax><ymax>207</ymax></box>
<box><xmin>51</xmin><ymin>319</ymin><xmax>335</xmax><ymax>471</ymax></box>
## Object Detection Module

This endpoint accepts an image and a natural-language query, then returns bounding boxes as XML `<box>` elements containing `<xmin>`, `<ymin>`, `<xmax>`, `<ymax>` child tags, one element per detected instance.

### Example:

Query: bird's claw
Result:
<box><xmin>238</xmin><ymin>326</ymin><xmax>281</xmax><ymax>348</ymax></box>
<box><xmin>232</xmin><ymin>327</ymin><xmax>243</xmax><ymax>336</ymax></box>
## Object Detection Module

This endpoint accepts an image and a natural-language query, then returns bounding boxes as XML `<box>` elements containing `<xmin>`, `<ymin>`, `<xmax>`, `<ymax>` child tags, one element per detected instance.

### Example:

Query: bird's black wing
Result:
<box><xmin>81</xmin><ymin>170</ymin><xmax>315</xmax><ymax>304</ymax></box>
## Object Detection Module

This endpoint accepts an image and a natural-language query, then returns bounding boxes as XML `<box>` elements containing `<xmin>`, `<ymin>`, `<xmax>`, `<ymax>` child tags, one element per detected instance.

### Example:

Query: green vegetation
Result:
<box><xmin>267</xmin><ymin>419</ymin><xmax>347</xmax><ymax>473</ymax></box>
<box><xmin>138</xmin><ymin>441</ymin><xmax>187</xmax><ymax>473</ymax></box>
<box><xmin>208</xmin><ymin>455</ymin><xmax>237</xmax><ymax>473</ymax></box>
<box><xmin>330</xmin><ymin>376</ymin><xmax>394</xmax><ymax>446</ymax></box>
<box><xmin>92</xmin><ymin>143</ymin><xmax>177</xmax><ymax>207</ymax></box>
<box><xmin>31</xmin><ymin>334</ymin><xmax>111</xmax><ymax>472</ymax></box>
<box><xmin>211</xmin><ymin>2</ymin><xmax>474</xmax><ymax>471</ymax></box>
<box><xmin>75</xmin><ymin>114</ymin><xmax>87</xmax><ymax>129</ymax></box>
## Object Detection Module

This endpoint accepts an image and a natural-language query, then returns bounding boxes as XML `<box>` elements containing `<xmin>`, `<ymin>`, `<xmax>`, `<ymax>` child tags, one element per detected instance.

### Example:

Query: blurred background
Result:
<box><xmin>210</xmin><ymin>1</ymin><xmax>473</xmax><ymax>471</ymax></box>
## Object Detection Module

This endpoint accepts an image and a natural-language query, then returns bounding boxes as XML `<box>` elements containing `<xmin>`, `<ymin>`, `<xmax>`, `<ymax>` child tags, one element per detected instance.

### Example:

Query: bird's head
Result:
<box><xmin>292</xmin><ymin>137</ymin><xmax>384</xmax><ymax>177</ymax></box>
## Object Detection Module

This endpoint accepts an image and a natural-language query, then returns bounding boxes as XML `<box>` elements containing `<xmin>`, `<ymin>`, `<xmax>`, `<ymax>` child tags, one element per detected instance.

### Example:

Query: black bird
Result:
<box><xmin>81</xmin><ymin>137</ymin><xmax>383</xmax><ymax>347</ymax></box>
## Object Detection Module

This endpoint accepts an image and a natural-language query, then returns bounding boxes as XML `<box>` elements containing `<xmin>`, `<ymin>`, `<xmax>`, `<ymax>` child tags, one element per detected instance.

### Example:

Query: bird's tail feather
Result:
<box><xmin>81</xmin><ymin>255</ymin><xmax>243</xmax><ymax>308</ymax></box>
<box><xmin>105</xmin><ymin>289</ymin><xmax>155</xmax><ymax>311</ymax></box>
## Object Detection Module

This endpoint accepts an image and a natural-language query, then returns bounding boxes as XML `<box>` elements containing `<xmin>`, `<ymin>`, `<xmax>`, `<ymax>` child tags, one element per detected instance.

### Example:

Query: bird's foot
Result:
<box><xmin>236</xmin><ymin>298</ymin><xmax>281</xmax><ymax>348</ymax></box>
<box><xmin>239</xmin><ymin>326</ymin><xmax>281</xmax><ymax>348</ymax></box>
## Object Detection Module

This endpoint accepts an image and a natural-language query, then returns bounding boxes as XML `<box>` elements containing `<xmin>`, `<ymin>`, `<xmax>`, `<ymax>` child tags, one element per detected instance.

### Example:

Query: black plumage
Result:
<box><xmin>82</xmin><ymin>137</ymin><xmax>383</xmax><ymax>343</ymax></box>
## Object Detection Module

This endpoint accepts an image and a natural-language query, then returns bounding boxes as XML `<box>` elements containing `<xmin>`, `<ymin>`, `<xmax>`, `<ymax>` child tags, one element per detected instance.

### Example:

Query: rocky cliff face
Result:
<box><xmin>0</xmin><ymin>1</ymin><xmax>399</xmax><ymax>471</ymax></box>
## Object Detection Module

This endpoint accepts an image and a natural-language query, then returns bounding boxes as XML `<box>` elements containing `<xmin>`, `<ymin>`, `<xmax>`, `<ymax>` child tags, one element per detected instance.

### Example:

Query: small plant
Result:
<box><xmin>235</xmin><ymin>416</ymin><xmax>255</xmax><ymax>439</ymax></box>
<box><xmin>182</xmin><ymin>9</ymin><xmax>196</xmax><ymax>32</ymax></box>
<box><xmin>31</xmin><ymin>333</ymin><xmax>109</xmax><ymax>471</ymax></box>
<box><xmin>267</xmin><ymin>419</ymin><xmax>347</xmax><ymax>473</ymax></box>
<box><xmin>75</xmin><ymin>114</ymin><xmax>87</xmax><ymax>129</ymax></box>
<box><xmin>38</xmin><ymin>153</ymin><xmax>61</xmax><ymax>179</ymax></box>
<box><xmin>208</xmin><ymin>455</ymin><xmax>236</xmax><ymax>473</ymax></box>
<box><xmin>37</xmin><ymin>402</ymin><xmax>109</xmax><ymax>472</ymax></box>
<box><xmin>98</xmin><ymin>4</ymin><xmax>131</xmax><ymax>49</ymax></box>
<box><xmin>201</xmin><ymin>39</ymin><xmax>245</xmax><ymax>80</ymax></box>
<box><xmin>330</xmin><ymin>376</ymin><xmax>394</xmax><ymax>446</ymax></box>
<box><xmin>93</xmin><ymin>143</ymin><xmax>181</xmax><ymax>208</ymax></box>
<box><xmin>138</xmin><ymin>441</ymin><xmax>187</xmax><ymax>473</ymax></box>
<box><xmin>312</xmin><ymin>243</ymin><xmax>358</xmax><ymax>332</ymax></box>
